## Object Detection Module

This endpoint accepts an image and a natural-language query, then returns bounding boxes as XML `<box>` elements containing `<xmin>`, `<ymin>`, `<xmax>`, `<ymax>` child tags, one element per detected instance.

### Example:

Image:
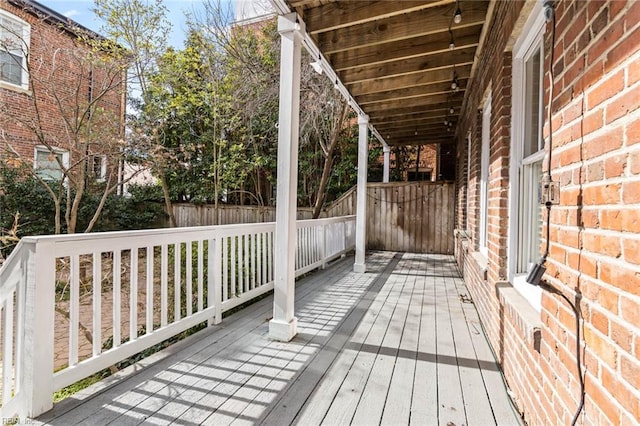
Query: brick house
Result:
<box><xmin>0</xmin><ymin>0</ymin><xmax>125</xmax><ymax>183</ymax></box>
<box><xmin>455</xmin><ymin>1</ymin><xmax>640</xmax><ymax>424</ymax></box>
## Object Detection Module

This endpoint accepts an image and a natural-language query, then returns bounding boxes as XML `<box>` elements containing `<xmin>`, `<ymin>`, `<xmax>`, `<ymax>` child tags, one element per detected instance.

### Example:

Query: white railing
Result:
<box><xmin>0</xmin><ymin>215</ymin><xmax>355</xmax><ymax>419</ymax></box>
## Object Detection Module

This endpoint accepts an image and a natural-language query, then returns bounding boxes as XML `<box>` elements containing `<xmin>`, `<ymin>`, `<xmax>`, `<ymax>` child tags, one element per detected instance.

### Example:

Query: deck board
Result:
<box><xmin>36</xmin><ymin>252</ymin><xmax>520</xmax><ymax>426</ymax></box>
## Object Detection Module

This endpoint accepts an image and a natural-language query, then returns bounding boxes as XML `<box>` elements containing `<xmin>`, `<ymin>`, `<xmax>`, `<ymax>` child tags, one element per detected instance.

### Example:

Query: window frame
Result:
<box><xmin>34</xmin><ymin>146</ymin><xmax>69</xmax><ymax>181</ymax></box>
<box><xmin>0</xmin><ymin>9</ymin><xmax>30</xmax><ymax>90</ymax></box>
<box><xmin>508</xmin><ymin>1</ymin><xmax>546</xmax><ymax>311</ymax></box>
<box><xmin>479</xmin><ymin>93</ymin><xmax>491</xmax><ymax>257</ymax></box>
<box><xmin>90</xmin><ymin>154</ymin><xmax>108</xmax><ymax>182</ymax></box>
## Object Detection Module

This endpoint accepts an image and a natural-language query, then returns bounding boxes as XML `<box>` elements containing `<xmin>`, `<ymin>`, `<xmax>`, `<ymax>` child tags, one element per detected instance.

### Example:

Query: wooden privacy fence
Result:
<box><xmin>366</xmin><ymin>182</ymin><xmax>455</xmax><ymax>254</ymax></box>
<box><xmin>172</xmin><ymin>181</ymin><xmax>454</xmax><ymax>254</ymax></box>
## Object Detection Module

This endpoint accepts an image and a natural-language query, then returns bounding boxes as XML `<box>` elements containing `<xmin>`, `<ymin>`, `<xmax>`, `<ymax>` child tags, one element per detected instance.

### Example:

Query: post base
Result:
<box><xmin>269</xmin><ymin>317</ymin><xmax>298</xmax><ymax>342</ymax></box>
<box><xmin>353</xmin><ymin>262</ymin><xmax>366</xmax><ymax>273</ymax></box>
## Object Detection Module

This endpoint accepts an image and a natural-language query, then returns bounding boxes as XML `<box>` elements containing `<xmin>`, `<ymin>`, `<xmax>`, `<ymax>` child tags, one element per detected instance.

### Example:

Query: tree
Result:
<box><xmin>0</xmin><ymin>15</ymin><xmax>132</xmax><ymax>234</ymax></box>
<box><xmin>93</xmin><ymin>0</ymin><xmax>179</xmax><ymax>226</ymax></box>
<box><xmin>191</xmin><ymin>4</ymin><xmax>356</xmax><ymax>215</ymax></box>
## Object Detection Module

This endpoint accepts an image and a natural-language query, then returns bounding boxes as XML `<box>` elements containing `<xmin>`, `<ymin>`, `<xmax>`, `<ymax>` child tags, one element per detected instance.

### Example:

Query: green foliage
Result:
<box><xmin>0</xmin><ymin>164</ymin><xmax>166</xmax><ymax>257</ymax></box>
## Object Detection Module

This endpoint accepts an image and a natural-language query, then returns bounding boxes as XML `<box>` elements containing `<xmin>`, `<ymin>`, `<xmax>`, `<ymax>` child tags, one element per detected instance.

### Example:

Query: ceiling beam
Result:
<box><xmin>363</xmin><ymin>91</ymin><xmax>464</xmax><ymax>113</ymax></box>
<box><xmin>348</xmin><ymin>63</ymin><xmax>473</xmax><ymax>96</ymax></box>
<box><xmin>329</xmin><ymin>26</ymin><xmax>481</xmax><ymax>71</ymax></box>
<box><xmin>356</xmin><ymin>79</ymin><xmax>467</xmax><ymax>105</ymax></box>
<box><xmin>339</xmin><ymin>47</ymin><xmax>476</xmax><ymax>84</ymax></box>
<box><xmin>315</xmin><ymin>1</ymin><xmax>488</xmax><ymax>54</ymax></box>
<box><xmin>305</xmin><ymin>0</ymin><xmax>453</xmax><ymax>35</ymax></box>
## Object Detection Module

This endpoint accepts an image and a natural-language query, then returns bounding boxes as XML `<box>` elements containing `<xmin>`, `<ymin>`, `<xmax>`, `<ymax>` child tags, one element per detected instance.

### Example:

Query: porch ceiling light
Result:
<box><xmin>449</xmin><ymin>30</ymin><xmax>455</xmax><ymax>50</ymax></box>
<box><xmin>451</xmin><ymin>72</ymin><xmax>459</xmax><ymax>91</ymax></box>
<box><xmin>311</xmin><ymin>60</ymin><xmax>323</xmax><ymax>74</ymax></box>
<box><xmin>311</xmin><ymin>54</ymin><xmax>323</xmax><ymax>74</ymax></box>
<box><xmin>449</xmin><ymin>106</ymin><xmax>455</xmax><ymax>114</ymax></box>
<box><xmin>453</xmin><ymin>0</ymin><xmax>462</xmax><ymax>24</ymax></box>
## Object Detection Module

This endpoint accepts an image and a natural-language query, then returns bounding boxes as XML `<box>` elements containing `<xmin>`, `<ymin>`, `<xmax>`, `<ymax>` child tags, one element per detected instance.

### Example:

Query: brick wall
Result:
<box><xmin>455</xmin><ymin>0</ymin><xmax>640</xmax><ymax>424</ymax></box>
<box><xmin>0</xmin><ymin>1</ymin><xmax>124</xmax><ymax>175</ymax></box>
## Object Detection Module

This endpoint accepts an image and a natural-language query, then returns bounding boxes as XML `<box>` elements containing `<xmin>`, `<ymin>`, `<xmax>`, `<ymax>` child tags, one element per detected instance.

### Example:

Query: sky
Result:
<box><xmin>37</xmin><ymin>0</ymin><xmax>211</xmax><ymax>47</ymax></box>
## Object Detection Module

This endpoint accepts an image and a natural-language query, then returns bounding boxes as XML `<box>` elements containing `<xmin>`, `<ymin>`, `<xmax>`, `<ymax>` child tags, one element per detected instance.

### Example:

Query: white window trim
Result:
<box><xmin>34</xmin><ymin>145</ymin><xmax>69</xmax><ymax>181</ymax></box>
<box><xmin>508</xmin><ymin>1</ymin><xmax>545</xmax><ymax>312</ymax></box>
<box><xmin>466</xmin><ymin>132</ymin><xmax>472</xmax><ymax>233</ymax></box>
<box><xmin>479</xmin><ymin>93</ymin><xmax>491</xmax><ymax>257</ymax></box>
<box><xmin>92</xmin><ymin>154</ymin><xmax>108</xmax><ymax>182</ymax></box>
<box><xmin>0</xmin><ymin>8</ymin><xmax>30</xmax><ymax>91</ymax></box>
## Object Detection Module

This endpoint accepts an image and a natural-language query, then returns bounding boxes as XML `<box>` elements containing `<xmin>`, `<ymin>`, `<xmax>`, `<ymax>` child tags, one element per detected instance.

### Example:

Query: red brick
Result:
<box><xmin>587</xmin><ymin>69</ymin><xmax>625</xmax><ymax>109</ymax></box>
<box><xmin>590</xmin><ymin>308</ymin><xmax>609</xmax><ymax>335</ymax></box>
<box><xmin>628</xmin><ymin>56</ymin><xmax>640</xmax><ymax>87</ymax></box>
<box><xmin>622</xmin><ymin>180</ymin><xmax>640</xmax><ymax>203</ymax></box>
<box><xmin>606</xmin><ymin>23</ymin><xmax>640</xmax><ymax>73</ymax></box>
<box><xmin>604</xmin><ymin>153</ymin><xmax>627</xmax><ymax>177</ymax></box>
<box><xmin>620</xmin><ymin>296</ymin><xmax>640</xmax><ymax>328</ymax></box>
<box><xmin>586</xmin><ymin>374</ymin><xmax>621</xmax><ymax>425</ymax></box>
<box><xmin>622</xmin><ymin>210</ymin><xmax>640</xmax><ymax>232</ymax></box>
<box><xmin>584</xmin><ymin>326</ymin><xmax>618</xmax><ymax>369</ymax></box>
<box><xmin>611</xmin><ymin>320</ymin><xmax>633</xmax><ymax>353</ymax></box>
<box><xmin>583</xmin><ymin>231</ymin><xmax>621</xmax><ymax>257</ymax></box>
<box><xmin>583</xmin><ymin>108</ymin><xmax>604</xmax><ymax>136</ymax></box>
<box><xmin>622</xmin><ymin>237</ymin><xmax>640</xmax><ymax>264</ymax></box>
<box><xmin>630</xmin><ymin>147</ymin><xmax>640</xmax><ymax>172</ymax></box>
<box><xmin>626</xmin><ymin>117</ymin><xmax>640</xmax><ymax>146</ymax></box>
<box><xmin>583</xmin><ymin>127</ymin><xmax>623</xmax><ymax>159</ymax></box>
<box><xmin>606</xmin><ymin>89</ymin><xmax>640</xmax><ymax>124</ymax></box>
<box><xmin>600</xmin><ymin>208</ymin><xmax>623</xmax><ymax>231</ymax></box>
<box><xmin>583</xmin><ymin>182</ymin><xmax>621</xmax><ymax>205</ymax></box>
<box><xmin>621</xmin><ymin>355</ymin><xmax>640</xmax><ymax>391</ymax></box>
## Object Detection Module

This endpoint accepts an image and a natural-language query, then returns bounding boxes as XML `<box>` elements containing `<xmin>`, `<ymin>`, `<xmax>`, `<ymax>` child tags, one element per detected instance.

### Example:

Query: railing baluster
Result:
<box><xmin>250</xmin><ymin>233</ymin><xmax>256</xmax><ymax>290</ymax></box>
<box><xmin>238</xmin><ymin>235</ymin><xmax>249</xmax><ymax>293</ymax></box>
<box><xmin>261</xmin><ymin>232</ymin><xmax>266</xmax><ymax>286</ymax></box>
<box><xmin>91</xmin><ymin>253</ymin><xmax>101</xmax><ymax>357</ymax></box>
<box><xmin>242</xmin><ymin>235</ymin><xmax>248</xmax><ymax>293</ymax></box>
<box><xmin>186</xmin><ymin>242</ymin><xmax>193</xmax><ymax>316</ymax></box>
<box><xmin>174</xmin><ymin>243</ymin><xmax>181</xmax><ymax>322</ymax></box>
<box><xmin>161</xmin><ymin>245</ymin><xmax>168</xmax><ymax>327</ymax></box>
<box><xmin>130</xmin><ymin>248</ymin><xmax>138</xmax><ymax>341</ymax></box>
<box><xmin>70</xmin><ymin>255</ymin><xmax>80</xmax><ymax>366</ymax></box>
<box><xmin>222</xmin><ymin>237</ymin><xmax>228</xmax><ymax>301</ymax></box>
<box><xmin>268</xmin><ymin>231</ymin><xmax>273</xmax><ymax>282</ymax></box>
<box><xmin>146</xmin><ymin>246</ymin><xmax>153</xmax><ymax>334</ymax></box>
<box><xmin>197</xmin><ymin>240</ymin><xmax>203</xmax><ymax>312</ymax></box>
<box><xmin>210</xmin><ymin>236</ymin><xmax>221</xmax><ymax>325</ymax></box>
<box><xmin>113</xmin><ymin>251</ymin><xmax>121</xmax><ymax>348</ymax></box>
<box><xmin>230</xmin><ymin>236</ymin><xmax>236</xmax><ymax>297</ymax></box>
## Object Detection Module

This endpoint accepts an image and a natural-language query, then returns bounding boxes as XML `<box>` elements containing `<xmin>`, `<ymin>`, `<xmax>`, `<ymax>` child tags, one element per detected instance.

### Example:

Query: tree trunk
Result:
<box><xmin>159</xmin><ymin>170</ymin><xmax>176</xmax><ymax>227</ymax></box>
<box><xmin>312</xmin><ymin>102</ymin><xmax>348</xmax><ymax>219</ymax></box>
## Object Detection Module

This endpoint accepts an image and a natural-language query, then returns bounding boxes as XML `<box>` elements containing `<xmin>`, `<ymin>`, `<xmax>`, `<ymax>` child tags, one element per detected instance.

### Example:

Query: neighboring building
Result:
<box><xmin>455</xmin><ymin>1</ymin><xmax>640</xmax><ymax>424</ymax></box>
<box><xmin>0</xmin><ymin>0</ymin><xmax>125</xmax><ymax>184</ymax></box>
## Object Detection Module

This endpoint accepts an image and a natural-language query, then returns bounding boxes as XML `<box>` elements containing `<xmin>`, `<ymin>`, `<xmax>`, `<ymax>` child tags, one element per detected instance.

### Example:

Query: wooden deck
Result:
<box><xmin>36</xmin><ymin>252</ymin><xmax>521</xmax><ymax>426</ymax></box>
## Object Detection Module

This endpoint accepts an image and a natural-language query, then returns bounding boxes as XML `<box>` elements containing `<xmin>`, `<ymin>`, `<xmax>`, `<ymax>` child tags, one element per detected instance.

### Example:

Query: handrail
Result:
<box><xmin>0</xmin><ymin>216</ymin><xmax>355</xmax><ymax>419</ymax></box>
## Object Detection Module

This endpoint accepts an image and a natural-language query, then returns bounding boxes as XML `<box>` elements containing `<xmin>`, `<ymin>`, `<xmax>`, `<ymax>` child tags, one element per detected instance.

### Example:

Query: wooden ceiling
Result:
<box><xmin>285</xmin><ymin>0</ymin><xmax>490</xmax><ymax>146</ymax></box>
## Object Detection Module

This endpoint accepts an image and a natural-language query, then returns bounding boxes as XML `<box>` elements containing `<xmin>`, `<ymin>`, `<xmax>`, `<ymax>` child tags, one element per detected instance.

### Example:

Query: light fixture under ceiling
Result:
<box><xmin>310</xmin><ymin>58</ymin><xmax>323</xmax><ymax>74</ymax></box>
<box><xmin>454</xmin><ymin>0</ymin><xmax>462</xmax><ymax>24</ymax></box>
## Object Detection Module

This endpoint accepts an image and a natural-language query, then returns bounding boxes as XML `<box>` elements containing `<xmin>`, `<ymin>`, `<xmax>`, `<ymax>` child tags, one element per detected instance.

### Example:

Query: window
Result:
<box><xmin>479</xmin><ymin>94</ymin><xmax>491</xmax><ymax>256</ymax></box>
<box><xmin>0</xmin><ymin>10</ymin><xmax>30</xmax><ymax>89</ymax></box>
<box><xmin>34</xmin><ymin>146</ymin><xmax>68</xmax><ymax>181</ymax></box>
<box><xmin>508</xmin><ymin>3</ymin><xmax>545</xmax><ymax>310</ymax></box>
<box><xmin>90</xmin><ymin>155</ymin><xmax>107</xmax><ymax>181</ymax></box>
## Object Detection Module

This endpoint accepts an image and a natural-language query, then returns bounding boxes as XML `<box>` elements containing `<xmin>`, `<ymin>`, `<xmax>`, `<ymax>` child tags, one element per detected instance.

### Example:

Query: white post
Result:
<box><xmin>354</xmin><ymin>114</ymin><xmax>369</xmax><ymax>273</ymax></box>
<box><xmin>21</xmin><ymin>240</ymin><xmax>55</xmax><ymax>417</ymax></box>
<box><xmin>269</xmin><ymin>12</ymin><xmax>303</xmax><ymax>342</ymax></box>
<box><xmin>382</xmin><ymin>143</ymin><xmax>390</xmax><ymax>183</ymax></box>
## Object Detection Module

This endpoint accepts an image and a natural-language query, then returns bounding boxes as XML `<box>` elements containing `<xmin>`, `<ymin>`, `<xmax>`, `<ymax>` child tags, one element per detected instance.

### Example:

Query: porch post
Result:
<box><xmin>354</xmin><ymin>114</ymin><xmax>369</xmax><ymax>273</ymax></box>
<box><xmin>382</xmin><ymin>143</ymin><xmax>390</xmax><ymax>183</ymax></box>
<box><xmin>269</xmin><ymin>12</ymin><xmax>302</xmax><ymax>342</ymax></box>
